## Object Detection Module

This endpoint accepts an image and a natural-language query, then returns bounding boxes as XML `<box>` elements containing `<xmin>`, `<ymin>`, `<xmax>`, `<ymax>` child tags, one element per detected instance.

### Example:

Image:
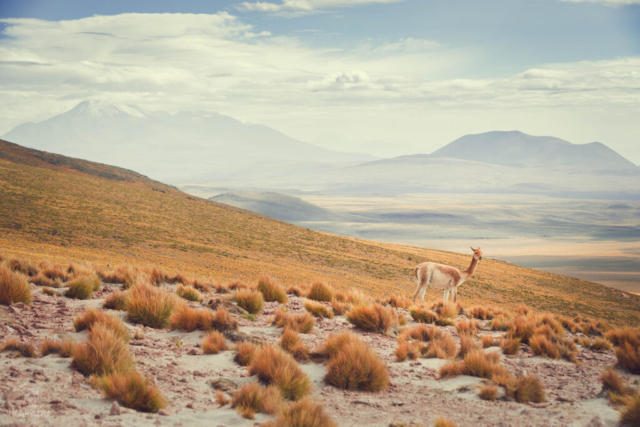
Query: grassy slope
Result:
<box><xmin>1</xmin><ymin>139</ymin><xmax>638</xmax><ymax>325</ymax></box>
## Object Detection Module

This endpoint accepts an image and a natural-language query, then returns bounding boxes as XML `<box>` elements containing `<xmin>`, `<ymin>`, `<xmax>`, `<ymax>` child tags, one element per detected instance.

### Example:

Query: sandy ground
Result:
<box><xmin>0</xmin><ymin>284</ymin><xmax>637</xmax><ymax>427</ymax></box>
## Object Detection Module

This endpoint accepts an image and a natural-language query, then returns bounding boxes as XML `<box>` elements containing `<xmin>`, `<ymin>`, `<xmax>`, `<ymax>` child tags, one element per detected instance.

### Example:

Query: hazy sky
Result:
<box><xmin>1</xmin><ymin>0</ymin><xmax>639</xmax><ymax>160</ymax></box>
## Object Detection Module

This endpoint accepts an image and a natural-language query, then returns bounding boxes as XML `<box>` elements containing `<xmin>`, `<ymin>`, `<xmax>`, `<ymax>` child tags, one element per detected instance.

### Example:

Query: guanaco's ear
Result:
<box><xmin>470</xmin><ymin>246</ymin><xmax>476</xmax><ymax>252</ymax></box>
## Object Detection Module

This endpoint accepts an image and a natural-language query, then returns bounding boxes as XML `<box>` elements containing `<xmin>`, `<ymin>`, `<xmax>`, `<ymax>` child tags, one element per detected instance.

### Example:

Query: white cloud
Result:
<box><xmin>0</xmin><ymin>13</ymin><xmax>639</xmax><ymax>162</ymax></box>
<box><xmin>236</xmin><ymin>0</ymin><xmax>405</xmax><ymax>13</ymax></box>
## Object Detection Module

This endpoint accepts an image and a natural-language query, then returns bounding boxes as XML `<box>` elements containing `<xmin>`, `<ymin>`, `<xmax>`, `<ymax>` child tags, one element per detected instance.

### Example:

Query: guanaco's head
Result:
<box><xmin>471</xmin><ymin>247</ymin><xmax>483</xmax><ymax>261</ymax></box>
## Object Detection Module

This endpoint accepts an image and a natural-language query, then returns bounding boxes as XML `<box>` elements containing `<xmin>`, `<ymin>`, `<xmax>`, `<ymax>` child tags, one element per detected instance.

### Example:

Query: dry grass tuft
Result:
<box><xmin>286</xmin><ymin>285</ymin><xmax>306</xmax><ymax>296</ymax></box>
<box><xmin>0</xmin><ymin>265</ymin><xmax>32</xmax><ymax>305</ymax></box>
<box><xmin>216</xmin><ymin>390</ymin><xmax>229</xmax><ymax>406</ymax></box>
<box><xmin>202</xmin><ymin>330</ymin><xmax>227</xmax><ymax>354</ymax></box>
<box><xmin>127</xmin><ymin>284</ymin><xmax>177</xmax><ymax>329</ymax></box>
<box><xmin>346</xmin><ymin>303</ymin><xmax>394</xmax><ymax>334</ymax></box>
<box><xmin>423</xmin><ymin>332</ymin><xmax>458</xmax><ymax>360</ymax></box>
<box><xmin>582</xmin><ymin>319</ymin><xmax>611</xmax><ymax>337</ymax></box>
<box><xmin>0</xmin><ymin>338</ymin><xmax>36</xmax><ymax>357</ymax></box>
<box><xmin>409</xmin><ymin>305</ymin><xmax>437</xmax><ymax>324</ymax></box>
<box><xmin>500</xmin><ymin>337</ymin><xmax>521</xmax><ymax>355</ymax></box>
<box><xmin>248</xmin><ymin>345</ymin><xmax>311</xmax><ymax>400</ymax></box>
<box><xmin>280</xmin><ymin>328</ymin><xmax>309</xmax><ymax>360</ymax></box>
<box><xmin>490</xmin><ymin>314</ymin><xmax>511</xmax><ymax>331</ymax></box>
<box><xmin>42</xmin><ymin>264</ymin><xmax>68</xmax><ymax>281</ymax></box>
<box><xmin>257</xmin><ymin>274</ymin><xmax>287</xmax><ymax>303</ymax></box>
<box><xmin>434</xmin><ymin>416</ymin><xmax>458</xmax><ymax>427</ymax></box>
<box><xmin>620</xmin><ymin>393</ymin><xmax>640</xmax><ymax>426</ymax></box>
<box><xmin>323</xmin><ymin>331</ymin><xmax>389</xmax><ymax>392</ymax></box>
<box><xmin>395</xmin><ymin>339</ymin><xmax>422</xmax><ymax>362</ymax></box>
<box><xmin>8</xmin><ymin>258</ymin><xmax>39</xmax><ymax>277</ymax></box>
<box><xmin>274</xmin><ymin>308</ymin><xmax>315</xmax><ymax>333</ymax></box>
<box><xmin>176</xmin><ymin>284</ymin><xmax>203</xmax><ymax>302</ymax></box>
<box><xmin>190</xmin><ymin>278</ymin><xmax>212</xmax><ymax>293</ymax></box>
<box><xmin>590</xmin><ymin>337</ymin><xmax>613</xmax><ymax>351</ymax></box>
<box><xmin>73</xmin><ymin>308</ymin><xmax>130</xmax><ymax>341</ymax></box>
<box><xmin>72</xmin><ymin>323</ymin><xmax>134</xmax><ymax>376</ymax></box>
<box><xmin>600</xmin><ymin>368</ymin><xmax>632</xmax><ymax>398</ymax></box>
<box><xmin>344</xmin><ymin>289</ymin><xmax>373</xmax><ymax>306</ymax></box>
<box><xmin>440</xmin><ymin>349</ymin><xmax>508</xmax><ymax>382</ymax></box>
<box><xmin>232</xmin><ymin>382</ymin><xmax>283</xmax><ymax>419</ymax></box>
<box><xmin>467</xmin><ymin>305</ymin><xmax>499</xmax><ymax>320</ymax></box>
<box><xmin>456</xmin><ymin>319</ymin><xmax>480</xmax><ymax>336</ymax></box>
<box><xmin>42</xmin><ymin>287</ymin><xmax>56</xmax><ymax>296</ymax></box>
<box><xmin>235</xmin><ymin>289</ymin><xmax>264</xmax><ymax>314</ymax></box>
<box><xmin>104</xmin><ymin>290</ymin><xmax>128</xmax><ymax>310</ymax></box>
<box><xmin>330</xmin><ymin>299</ymin><xmax>348</xmax><ymax>315</ymax></box>
<box><xmin>99</xmin><ymin>371</ymin><xmax>167</xmax><ymax>413</ymax></box>
<box><xmin>307</xmin><ymin>281</ymin><xmax>334</xmax><ymax>302</ymax></box>
<box><xmin>40</xmin><ymin>338</ymin><xmax>77</xmax><ymax>357</ymax></box>
<box><xmin>458</xmin><ymin>333</ymin><xmax>481</xmax><ymax>358</ymax></box>
<box><xmin>481</xmin><ymin>335</ymin><xmax>495</xmax><ymax>348</ymax></box>
<box><xmin>276</xmin><ymin>398</ymin><xmax>337</xmax><ymax>427</ymax></box>
<box><xmin>431</xmin><ymin>301</ymin><xmax>458</xmax><ymax>319</ymax></box>
<box><xmin>65</xmin><ymin>272</ymin><xmax>101</xmax><ymax>299</ymax></box>
<box><xmin>606</xmin><ymin>327</ymin><xmax>640</xmax><ymax>374</ymax></box>
<box><xmin>387</xmin><ymin>294</ymin><xmax>411</xmax><ymax>309</ymax></box>
<box><xmin>507</xmin><ymin>374</ymin><xmax>546</xmax><ymax>403</ymax></box>
<box><xmin>479</xmin><ymin>383</ymin><xmax>499</xmax><ymax>401</ymax></box>
<box><xmin>304</xmin><ymin>300</ymin><xmax>334</xmax><ymax>318</ymax></box>
<box><xmin>235</xmin><ymin>341</ymin><xmax>258</xmax><ymax>366</ymax></box>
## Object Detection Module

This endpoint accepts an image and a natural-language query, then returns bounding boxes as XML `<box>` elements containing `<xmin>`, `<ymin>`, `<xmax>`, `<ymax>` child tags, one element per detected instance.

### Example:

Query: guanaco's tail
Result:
<box><xmin>414</xmin><ymin>266</ymin><xmax>419</xmax><ymax>281</ymax></box>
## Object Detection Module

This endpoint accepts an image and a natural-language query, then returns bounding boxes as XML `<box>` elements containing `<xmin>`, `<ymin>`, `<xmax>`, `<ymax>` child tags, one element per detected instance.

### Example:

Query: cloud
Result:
<box><xmin>0</xmin><ymin>13</ymin><xmax>638</xmax><ymax>161</ymax></box>
<box><xmin>236</xmin><ymin>0</ymin><xmax>405</xmax><ymax>13</ymax></box>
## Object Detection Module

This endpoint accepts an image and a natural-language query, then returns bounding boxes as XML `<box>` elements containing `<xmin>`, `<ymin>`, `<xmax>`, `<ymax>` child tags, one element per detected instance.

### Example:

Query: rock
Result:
<box><xmin>223</xmin><ymin>331</ymin><xmax>265</xmax><ymax>345</ymax></box>
<box><xmin>187</xmin><ymin>349</ymin><xmax>198</xmax><ymax>355</ymax></box>
<box><xmin>202</xmin><ymin>298</ymin><xmax>248</xmax><ymax>316</ymax></box>
<box><xmin>158</xmin><ymin>408</ymin><xmax>172</xmax><ymax>416</ymax></box>
<box><xmin>210</xmin><ymin>377</ymin><xmax>256</xmax><ymax>393</ymax></box>
<box><xmin>110</xmin><ymin>401</ymin><xmax>122</xmax><ymax>415</ymax></box>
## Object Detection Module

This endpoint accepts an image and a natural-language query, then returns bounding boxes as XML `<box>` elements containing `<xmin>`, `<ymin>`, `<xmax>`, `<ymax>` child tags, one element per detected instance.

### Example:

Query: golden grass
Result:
<box><xmin>248</xmin><ymin>345</ymin><xmax>311</xmax><ymax>400</ymax></box>
<box><xmin>431</xmin><ymin>301</ymin><xmax>458</xmax><ymax>319</ymax></box>
<box><xmin>274</xmin><ymin>308</ymin><xmax>315</xmax><ymax>333</ymax></box>
<box><xmin>0</xmin><ymin>338</ymin><xmax>36</xmax><ymax>357</ymax></box>
<box><xmin>304</xmin><ymin>300</ymin><xmax>334</xmax><ymax>318</ymax></box>
<box><xmin>235</xmin><ymin>289</ymin><xmax>264</xmax><ymax>314</ymax></box>
<box><xmin>456</xmin><ymin>319</ymin><xmax>479</xmax><ymax>336</ymax></box>
<box><xmin>323</xmin><ymin>331</ymin><xmax>389</xmax><ymax>392</ymax></box>
<box><xmin>529</xmin><ymin>332</ymin><xmax>578</xmax><ymax>363</ymax></box>
<box><xmin>440</xmin><ymin>349</ymin><xmax>508</xmax><ymax>382</ymax></box>
<box><xmin>42</xmin><ymin>286</ymin><xmax>56</xmax><ymax>296</ymax></box>
<box><xmin>257</xmin><ymin>274</ymin><xmax>287</xmax><ymax>303</ymax></box>
<box><xmin>409</xmin><ymin>305</ymin><xmax>438</xmax><ymax>324</ymax></box>
<box><xmin>104</xmin><ymin>290</ymin><xmax>128</xmax><ymax>310</ymax></box>
<box><xmin>276</xmin><ymin>398</ymin><xmax>337</xmax><ymax>427</ymax></box>
<box><xmin>190</xmin><ymin>278</ymin><xmax>212</xmax><ymax>293</ymax></box>
<box><xmin>480</xmin><ymin>335</ymin><xmax>495</xmax><ymax>348</ymax></box>
<box><xmin>307</xmin><ymin>281</ymin><xmax>334</xmax><ymax>302</ymax></box>
<box><xmin>127</xmin><ymin>284</ymin><xmax>177</xmax><ymax>329</ymax></box>
<box><xmin>72</xmin><ymin>323</ymin><xmax>134</xmax><ymax>376</ymax></box>
<box><xmin>330</xmin><ymin>299</ymin><xmax>348</xmax><ymax>315</ymax></box>
<box><xmin>286</xmin><ymin>285</ymin><xmax>306</xmax><ymax>296</ymax></box>
<box><xmin>507</xmin><ymin>375</ymin><xmax>546</xmax><ymax>403</ymax></box>
<box><xmin>606</xmin><ymin>327</ymin><xmax>640</xmax><ymax>374</ymax></box>
<box><xmin>8</xmin><ymin>257</ymin><xmax>39</xmax><ymax>277</ymax></box>
<box><xmin>232</xmin><ymin>382</ymin><xmax>283</xmax><ymax>419</ymax></box>
<box><xmin>64</xmin><ymin>272</ymin><xmax>101</xmax><ymax>299</ymax></box>
<box><xmin>176</xmin><ymin>284</ymin><xmax>203</xmax><ymax>302</ymax></box>
<box><xmin>346</xmin><ymin>303</ymin><xmax>394</xmax><ymax>334</ymax></box>
<box><xmin>434</xmin><ymin>417</ymin><xmax>458</xmax><ymax>427</ymax></box>
<box><xmin>280</xmin><ymin>328</ymin><xmax>309</xmax><ymax>360</ymax></box>
<box><xmin>620</xmin><ymin>394</ymin><xmax>640</xmax><ymax>426</ymax></box>
<box><xmin>490</xmin><ymin>314</ymin><xmax>511</xmax><ymax>331</ymax></box>
<box><xmin>600</xmin><ymin>368</ymin><xmax>632</xmax><ymax>398</ymax></box>
<box><xmin>479</xmin><ymin>383</ymin><xmax>498</xmax><ymax>401</ymax></box>
<box><xmin>202</xmin><ymin>330</ymin><xmax>227</xmax><ymax>354</ymax></box>
<box><xmin>423</xmin><ymin>333</ymin><xmax>458</xmax><ymax>360</ymax></box>
<box><xmin>500</xmin><ymin>336</ymin><xmax>521</xmax><ymax>355</ymax></box>
<box><xmin>387</xmin><ymin>294</ymin><xmax>411</xmax><ymax>309</ymax></box>
<box><xmin>0</xmin><ymin>265</ymin><xmax>32</xmax><ymax>305</ymax></box>
<box><xmin>41</xmin><ymin>264</ymin><xmax>68</xmax><ymax>281</ymax></box>
<box><xmin>235</xmin><ymin>341</ymin><xmax>258</xmax><ymax>366</ymax></box>
<box><xmin>216</xmin><ymin>390</ymin><xmax>229</xmax><ymax>406</ymax></box>
<box><xmin>73</xmin><ymin>308</ymin><xmax>130</xmax><ymax>341</ymax></box>
<box><xmin>458</xmin><ymin>333</ymin><xmax>480</xmax><ymax>358</ymax></box>
<box><xmin>40</xmin><ymin>338</ymin><xmax>78</xmax><ymax>357</ymax></box>
<box><xmin>466</xmin><ymin>305</ymin><xmax>500</xmax><ymax>320</ymax></box>
<box><xmin>394</xmin><ymin>339</ymin><xmax>422</xmax><ymax>362</ymax></box>
<box><xmin>98</xmin><ymin>371</ymin><xmax>167</xmax><ymax>413</ymax></box>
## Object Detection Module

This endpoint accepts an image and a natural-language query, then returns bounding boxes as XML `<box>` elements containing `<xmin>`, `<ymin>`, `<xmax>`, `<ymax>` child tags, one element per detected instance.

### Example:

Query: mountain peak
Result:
<box><xmin>67</xmin><ymin>100</ymin><xmax>147</xmax><ymax>119</ymax></box>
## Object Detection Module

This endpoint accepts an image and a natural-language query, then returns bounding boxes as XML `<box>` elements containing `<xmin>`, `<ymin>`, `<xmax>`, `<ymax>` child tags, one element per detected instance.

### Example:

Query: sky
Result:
<box><xmin>0</xmin><ymin>0</ymin><xmax>639</xmax><ymax>160</ymax></box>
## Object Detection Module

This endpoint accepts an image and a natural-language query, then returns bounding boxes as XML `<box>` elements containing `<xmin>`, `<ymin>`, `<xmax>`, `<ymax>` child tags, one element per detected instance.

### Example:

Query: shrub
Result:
<box><xmin>8</xmin><ymin>258</ymin><xmax>39</xmax><ymax>277</ymax></box>
<box><xmin>439</xmin><ymin>360</ymin><xmax>464</xmax><ymax>378</ymax></box>
<box><xmin>214</xmin><ymin>283</ymin><xmax>230</xmax><ymax>294</ymax></box>
<box><xmin>423</xmin><ymin>333</ymin><xmax>458</xmax><ymax>359</ymax></box>
<box><xmin>440</xmin><ymin>350</ymin><xmax>508</xmax><ymax>382</ymax></box>
<box><xmin>240</xmin><ymin>313</ymin><xmax>255</xmax><ymax>321</ymax></box>
<box><xmin>479</xmin><ymin>383</ymin><xmax>498</xmax><ymax>401</ymax></box>
<box><xmin>331</xmin><ymin>300</ymin><xmax>348</xmax><ymax>315</ymax></box>
<box><xmin>176</xmin><ymin>284</ymin><xmax>203</xmax><ymax>302</ymax></box>
<box><xmin>606</xmin><ymin>327</ymin><xmax>640</xmax><ymax>347</ymax></box>
<box><xmin>73</xmin><ymin>308</ymin><xmax>130</xmax><ymax>342</ymax></box>
<box><xmin>323</xmin><ymin>332</ymin><xmax>389</xmax><ymax>392</ymax></box>
<box><xmin>0</xmin><ymin>266</ymin><xmax>32</xmax><ymax>305</ymax></box>
<box><xmin>346</xmin><ymin>303</ymin><xmax>394</xmax><ymax>334</ymax></box>
<box><xmin>127</xmin><ymin>284</ymin><xmax>177</xmax><ymax>329</ymax></box>
<box><xmin>387</xmin><ymin>295</ymin><xmax>411</xmax><ymax>309</ymax></box>
<box><xmin>556</xmin><ymin>314</ymin><xmax>579</xmax><ymax>333</ymax></box>
<box><xmin>40</xmin><ymin>338</ymin><xmax>76</xmax><ymax>357</ymax></box>
<box><xmin>65</xmin><ymin>273</ymin><xmax>101</xmax><ymax>299</ymax></box>
<box><xmin>319</xmin><ymin>330</ymin><xmax>360</xmax><ymax>359</ymax></box>
<box><xmin>508</xmin><ymin>316</ymin><xmax>536</xmax><ymax>344</ymax></box>
<box><xmin>202</xmin><ymin>331</ymin><xmax>227</xmax><ymax>354</ymax></box>
<box><xmin>228</xmin><ymin>280</ymin><xmax>250</xmax><ymax>291</ymax></box>
<box><xmin>307</xmin><ymin>281</ymin><xmax>333</xmax><ymax>302</ymax></box>
<box><xmin>102</xmin><ymin>265</ymin><xmax>142</xmax><ymax>288</ymax></box>
<box><xmin>458</xmin><ymin>333</ymin><xmax>480</xmax><ymax>358</ymax></box>
<box><xmin>399</xmin><ymin>324</ymin><xmax>438</xmax><ymax>342</ymax></box>
<box><xmin>42</xmin><ymin>287</ymin><xmax>56</xmax><ymax>296</ymax></box>
<box><xmin>344</xmin><ymin>289</ymin><xmax>372</xmax><ymax>306</ymax></box>
<box><xmin>434</xmin><ymin>417</ymin><xmax>458</xmax><ymax>427</ymax></box>
<box><xmin>620</xmin><ymin>394</ymin><xmax>640</xmax><ymax>426</ymax></box>
<box><xmin>481</xmin><ymin>335</ymin><xmax>495</xmax><ymax>348</ymax></box>
<box><xmin>466</xmin><ymin>306</ymin><xmax>497</xmax><ymax>320</ymax></box>
<box><xmin>257</xmin><ymin>274</ymin><xmax>287</xmax><ymax>303</ymax></box>
<box><xmin>582</xmin><ymin>319</ymin><xmax>611</xmax><ymax>337</ymax></box>
<box><xmin>274</xmin><ymin>309</ymin><xmax>315</xmax><ymax>333</ymax></box>
<box><xmin>72</xmin><ymin>323</ymin><xmax>134</xmax><ymax>376</ymax></box>
<box><xmin>286</xmin><ymin>285</ymin><xmax>305</xmax><ymax>296</ymax></box>
<box><xmin>233</xmin><ymin>383</ymin><xmax>282</xmax><ymax>419</ymax></box>
<box><xmin>276</xmin><ymin>398</ymin><xmax>337</xmax><ymax>427</ymax></box>
<box><xmin>409</xmin><ymin>305</ymin><xmax>437</xmax><ymax>324</ymax></box>
<box><xmin>529</xmin><ymin>332</ymin><xmax>577</xmax><ymax>363</ymax></box>
<box><xmin>148</xmin><ymin>267</ymin><xmax>165</xmax><ymax>286</ymax></box>
<box><xmin>616</xmin><ymin>342</ymin><xmax>640</xmax><ymax>374</ymax></box>
<box><xmin>395</xmin><ymin>340</ymin><xmax>422</xmax><ymax>362</ymax></box>
<box><xmin>190</xmin><ymin>278</ymin><xmax>212</xmax><ymax>293</ymax></box>
<box><xmin>304</xmin><ymin>300</ymin><xmax>334</xmax><ymax>318</ymax></box>
<box><xmin>0</xmin><ymin>338</ymin><xmax>36</xmax><ymax>357</ymax></box>
<box><xmin>500</xmin><ymin>337</ymin><xmax>521</xmax><ymax>355</ymax></box>
<box><xmin>431</xmin><ymin>301</ymin><xmax>458</xmax><ymax>319</ymax></box>
<box><xmin>280</xmin><ymin>328</ymin><xmax>309</xmax><ymax>360</ymax></box>
<box><xmin>600</xmin><ymin>368</ymin><xmax>632</xmax><ymax>398</ymax></box>
<box><xmin>99</xmin><ymin>371</ymin><xmax>166</xmax><ymax>413</ymax></box>
<box><xmin>235</xmin><ymin>289</ymin><xmax>264</xmax><ymax>314</ymax></box>
<box><xmin>590</xmin><ymin>337</ymin><xmax>613</xmax><ymax>351</ymax></box>
<box><xmin>169</xmin><ymin>303</ymin><xmax>212</xmax><ymax>331</ymax></box>
<box><xmin>506</xmin><ymin>374</ymin><xmax>546</xmax><ymax>403</ymax></box>
<box><xmin>104</xmin><ymin>290</ymin><xmax>128</xmax><ymax>310</ymax></box>
<box><xmin>42</xmin><ymin>264</ymin><xmax>67</xmax><ymax>281</ymax></box>
<box><xmin>216</xmin><ymin>390</ymin><xmax>229</xmax><ymax>406</ymax></box>
<box><xmin>490</xmin><ymin>314</ymin><xmax>511</xmax><ymax>331</ymax></box>
<box><xmin>235</xmin><ymin>341</ymin><xmax>258</xmax><ymax>366</ymax></box>
<box><xmin>249</xmin><ymin>345</ymin><xmax>311</xmax><ymax>400</ymax></box>
<box><xmin>456</xmin><ymin>319</ymin><xmax>479</xmax><ymax>336</ymax></box>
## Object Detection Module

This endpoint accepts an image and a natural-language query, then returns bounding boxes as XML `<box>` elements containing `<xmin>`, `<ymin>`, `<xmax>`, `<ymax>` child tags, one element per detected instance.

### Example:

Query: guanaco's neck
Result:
<box><xmin>463</xmin><ymin>257</ymin><xmax>479</xmax><ymax>280</ymax></box>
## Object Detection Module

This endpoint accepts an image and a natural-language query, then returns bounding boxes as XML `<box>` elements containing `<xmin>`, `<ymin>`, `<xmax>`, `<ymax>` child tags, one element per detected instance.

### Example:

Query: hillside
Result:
<box><xmin>1</xmin><ymin>138</ymin><xmax>639</xmax><ymax>325</ymax></box>
<box><xmin>2</xmin><ymin>100</ymin><xmax>373</xmax><ymax>183</ymax></box>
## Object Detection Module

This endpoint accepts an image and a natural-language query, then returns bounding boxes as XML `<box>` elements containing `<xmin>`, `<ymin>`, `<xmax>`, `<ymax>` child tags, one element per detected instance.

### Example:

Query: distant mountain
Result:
<box><xmin>210</xmin><ymin>192</ymin><xmax>344</xmax><ymax>222</ymax></box>
<box><xmin>431</xmin><ymin>130</ymin><xmax>637</xmax><ymax>170</ymax></box>
<box><xmin>2</xmin><ymin>100</ymin><xmax>375</xmax><ymax>183</ymax></box>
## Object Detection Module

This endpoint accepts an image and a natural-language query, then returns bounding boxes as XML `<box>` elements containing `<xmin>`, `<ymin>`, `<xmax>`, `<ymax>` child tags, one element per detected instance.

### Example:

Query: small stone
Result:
<box><xmin>110</xmin><ymin>401</ymin><xmax>122</xmax><ymax>415</ymax></box>
<box><xmin>95</xmin><ymin>414</ymin><xmax>103</xmax><ymax>420</ymax></box>
<box><xmin>158</xmin><ymin>408</ymin><xmax>172</xmax><ymax>416</ymax></box>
